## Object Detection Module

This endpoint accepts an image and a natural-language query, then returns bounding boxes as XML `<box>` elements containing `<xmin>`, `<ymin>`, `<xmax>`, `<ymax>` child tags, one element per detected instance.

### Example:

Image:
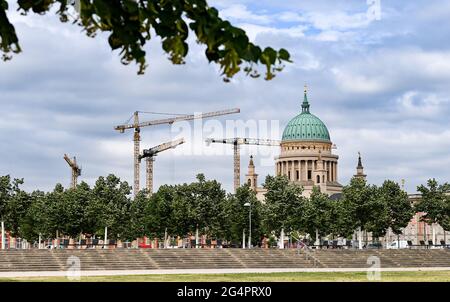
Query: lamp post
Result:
<box><xmin>244</xmin><ymin>202</ymin><xmax>251</xmax><ymax>249</ymax></box>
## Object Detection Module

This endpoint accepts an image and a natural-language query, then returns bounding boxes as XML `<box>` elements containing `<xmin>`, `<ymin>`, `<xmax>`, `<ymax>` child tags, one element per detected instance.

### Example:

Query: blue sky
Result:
<box><xmin>1</xmin><ymin>0</ymin><xmax>450</xmax><ymax>194</ymax></box>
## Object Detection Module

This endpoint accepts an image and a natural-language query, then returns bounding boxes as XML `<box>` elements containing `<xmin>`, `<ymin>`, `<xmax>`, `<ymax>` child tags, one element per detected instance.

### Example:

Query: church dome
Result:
<box><xmin>282</xmin><ymin>89</ymin><xmax>331</xmax><ymax>142</ymax></box>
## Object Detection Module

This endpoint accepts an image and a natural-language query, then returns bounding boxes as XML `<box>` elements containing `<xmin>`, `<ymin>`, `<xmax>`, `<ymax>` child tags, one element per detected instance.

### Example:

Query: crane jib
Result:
<box><xmin>114</xmin><ymin>108</ymin><xmax>240</xmax><ymax>132</ymax></box>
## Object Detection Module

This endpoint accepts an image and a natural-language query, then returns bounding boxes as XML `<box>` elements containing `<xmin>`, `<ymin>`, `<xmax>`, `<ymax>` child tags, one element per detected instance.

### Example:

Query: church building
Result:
<box><xmin>246</xmin><ymin>86</ymin><xmax>343</xmax><ymax>199</ymax></box>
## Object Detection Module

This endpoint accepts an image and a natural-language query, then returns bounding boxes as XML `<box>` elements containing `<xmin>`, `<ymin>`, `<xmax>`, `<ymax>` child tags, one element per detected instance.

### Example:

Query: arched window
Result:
<box><xmin>248</xmin><ymin>179</ymin><xmax>251</xmax><ymax>186</ymax></box>
<box><xmin>317</xmin><ymin>175</ymin><xmax>320</xmax><ymax>183</ymax></box>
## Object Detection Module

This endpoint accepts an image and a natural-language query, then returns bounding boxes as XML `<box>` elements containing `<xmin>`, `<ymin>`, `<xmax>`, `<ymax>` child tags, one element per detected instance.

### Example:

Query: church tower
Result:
<box><xmin>245</xmin><ymin>155</ymin><xmax>258</xmax><ymax>191</ymax></box>
<box><xmin>354</xmin><ymin>152</ymin><xmax>367</xmax><ymax>180</ymax></box>
<box><xmin>314</xmin><ymin>150</ymin><xmax>328</xmax><ymax>192</ymax></box>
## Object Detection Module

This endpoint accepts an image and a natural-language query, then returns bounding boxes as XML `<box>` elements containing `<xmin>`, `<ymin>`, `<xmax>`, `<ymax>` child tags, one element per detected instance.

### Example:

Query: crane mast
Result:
<box><xmin>63</xmin><ymin>154</ymin><xmax>81</xmax><ymax>189</ymax></box>
<box><xmin>140</xmin><ymin>138</ymin><xmax>185</xmax><ymax>195</ymax></box>
<box><xmin>115</xmin><ymin>108</ymin><xmax>240</xmax><ymax>197</ymax></box>
<box><xmin>133</xmin><ymin>112</ymin><xmax>140</xmax><ymax>197</ymax></box>
<box><xmin>205</xmin><ymin>137</ymin><xmax>280</xmax><ymax>192</ymax></box>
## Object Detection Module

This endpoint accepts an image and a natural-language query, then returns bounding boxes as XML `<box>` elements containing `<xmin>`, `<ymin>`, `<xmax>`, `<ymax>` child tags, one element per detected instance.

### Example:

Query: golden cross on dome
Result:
<box><xmin>304</xmin><ymin>84</ymin><xmax>307</xmax><ymax>93</ymax></box>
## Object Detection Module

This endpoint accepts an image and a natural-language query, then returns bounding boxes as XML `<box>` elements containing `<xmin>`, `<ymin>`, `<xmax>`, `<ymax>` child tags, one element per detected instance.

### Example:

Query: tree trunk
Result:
<box><xmin>164</xmin><ymin>228</ymin><xmax>168</xmax><ymax>249</ymax></box>
<box><xmin>358</xmin><ymin>227</ymin><xmax>362</xmax><ymax>250</ymax></box>
<box><xmin>104</xmin><ymin>227</ymin><xmax>108</xmax><ymax>249</ymax></box>
<box><xmin>315</xmin><ymin>229</ymin><xmax>320</xmax><ymax>247</ymax></box>
<box><xmin>195</xmin><ymin>226</ymin><xmax>199</xmax><ymax>249</ymax></box>
<box><xmin>1</xmin><ymin>221</ymin><xmax>5</xmax><ymax>250</ymax></box>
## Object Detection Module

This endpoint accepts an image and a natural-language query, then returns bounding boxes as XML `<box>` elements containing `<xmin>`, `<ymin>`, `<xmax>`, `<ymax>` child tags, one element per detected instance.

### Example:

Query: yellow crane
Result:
<box><xmin>139</xmin><ymin>138</ymin><xmax>185</xmax><ymax>195</ymax></box>
<box><xmin>63</xmin><ymin>154</ymin><xmax>81</xmax><ymax>189</ymax></box>
<box><xmin>114</xmin><ymin>108</ymin><xmax>240</xmax><ymax>196</ymax></box>
<box><xmin>205</xmin><ymin>138</ymin><xmax>280</xmax><ymax>192</ymax></box>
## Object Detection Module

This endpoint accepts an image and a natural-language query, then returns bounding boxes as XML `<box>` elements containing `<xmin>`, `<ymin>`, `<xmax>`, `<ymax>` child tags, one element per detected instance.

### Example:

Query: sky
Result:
<box><xmin>1</xmin><ymin>0</ymin><xmax>450</xmax><ymax>194</ymax></box>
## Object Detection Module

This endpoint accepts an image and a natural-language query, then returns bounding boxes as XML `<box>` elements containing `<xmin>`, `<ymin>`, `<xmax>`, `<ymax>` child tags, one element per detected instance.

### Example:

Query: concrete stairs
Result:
<box><xmin>0</xmin><ymin>249</ymin><xmax>448</xmax><ymax>272</ymax></box>
<box><xmin>296</xmin><ymin>249</ymin><xmax>450</xmax><ymax>268</ymax></box>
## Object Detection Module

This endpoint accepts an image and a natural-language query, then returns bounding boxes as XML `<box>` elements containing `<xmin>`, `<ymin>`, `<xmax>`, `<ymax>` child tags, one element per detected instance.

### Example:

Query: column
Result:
<box><xmin>334</xmin><ymin>162</ymin><xmax>338</xmax><ymax>182</ymax></box>
<box><xmin>303</xmin><ymin>160</ymin><xmax>307</xmax><ymax>181</ymax></box>
<box><xmin>328</xmin><ymin>161</ymin><xmax>333</xmax><ymax>181</ymax></box>
<box><xmin>291</xmin><ymin>160</ymin><xmax>295</xmax><ymax>181</ymax></box>
<box><xmin>331</xmin><ymin>162</ymin><xmax>334</xmax><ymax>181</ymax></box>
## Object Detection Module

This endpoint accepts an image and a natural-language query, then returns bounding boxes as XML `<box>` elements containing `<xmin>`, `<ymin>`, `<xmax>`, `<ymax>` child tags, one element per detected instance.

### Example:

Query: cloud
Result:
<box><xmin>1</xmin><ymin>0</ymin><xmax>450</xmax><ymax>195</ymax></box>
<box><xmin>218</xmin><ymin>4</ymin><xmax>273</xmax><ymax>25</ymax></box>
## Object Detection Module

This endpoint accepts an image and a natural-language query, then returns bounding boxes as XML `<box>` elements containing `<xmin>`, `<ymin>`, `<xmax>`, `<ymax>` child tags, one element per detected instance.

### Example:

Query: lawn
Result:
<box><xmin>1</xmin><ymin>271</ymin><xmax>450</xmax><ymax>282</ymax></box>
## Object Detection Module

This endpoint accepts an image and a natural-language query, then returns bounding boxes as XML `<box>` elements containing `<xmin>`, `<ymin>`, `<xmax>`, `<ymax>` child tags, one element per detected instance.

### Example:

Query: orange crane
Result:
<box><xmin>139</xmin><ymin>138</ymin><xmax>185</xmax><ymax>195</ymax></box>
<box><xmin>205</xmin><ymin>138</ymin><xmax>280</xmax><ymax>192</ymax></box>
<box><xmin>63</xmin><ymin>154</ymin><xmax>81</xmax><ymax>189</ymax></box>
<box><xmin>114</xmin><ymin>108</ymin><xmax>240</xmax><ymax>196</ymax></box>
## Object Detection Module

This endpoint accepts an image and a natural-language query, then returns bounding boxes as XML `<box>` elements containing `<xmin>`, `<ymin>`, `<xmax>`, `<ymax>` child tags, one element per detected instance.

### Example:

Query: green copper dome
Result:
<box><xmin>282</xmin><ymin>89</ymin><xmax>331</xmax><ymax>142</ymax></box>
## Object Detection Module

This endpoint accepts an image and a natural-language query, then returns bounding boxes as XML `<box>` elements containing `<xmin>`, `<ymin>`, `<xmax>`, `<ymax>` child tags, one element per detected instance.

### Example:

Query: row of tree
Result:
<box><xmin>1</xmin><ymin>173</ymin><xmax>449</xmax><ymax>246</ymax></box>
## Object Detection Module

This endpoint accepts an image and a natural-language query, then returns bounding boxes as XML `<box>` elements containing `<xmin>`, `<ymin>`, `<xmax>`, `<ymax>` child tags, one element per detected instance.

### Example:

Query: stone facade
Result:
<box><xmin>274</xmin><ymin>142</ymin><xmax>342</xmax><ymax>197</ymax></box>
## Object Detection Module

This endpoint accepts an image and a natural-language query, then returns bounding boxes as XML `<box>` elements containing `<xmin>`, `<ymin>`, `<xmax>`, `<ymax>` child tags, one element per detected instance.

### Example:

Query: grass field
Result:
<box><xmin>1</xmin><ymin>271</ymin><xmax>450</xmax><ymax>282</ymax></box>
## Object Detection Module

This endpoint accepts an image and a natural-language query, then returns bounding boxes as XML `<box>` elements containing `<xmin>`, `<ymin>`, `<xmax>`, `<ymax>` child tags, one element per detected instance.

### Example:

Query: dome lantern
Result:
<box><xmin>301</xmin><ymin>84</ymin><xmax>310</xmax><ymax>113</ymax></box>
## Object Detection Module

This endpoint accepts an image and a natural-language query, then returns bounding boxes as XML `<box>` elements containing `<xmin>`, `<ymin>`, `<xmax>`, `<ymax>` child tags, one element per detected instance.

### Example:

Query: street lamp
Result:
<box><xmin>244</xmin><ymin>202</ymin><xmax>251</xmax><ymax>249</ymax></box>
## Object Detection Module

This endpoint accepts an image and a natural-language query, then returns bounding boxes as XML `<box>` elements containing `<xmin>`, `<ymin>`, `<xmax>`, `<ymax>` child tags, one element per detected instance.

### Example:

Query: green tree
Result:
<box><xmin>37</xmin><ymin>183</ymin><xmax>66</xmax><ymax>239</ymax></box>
<box><xmin>87</xmin><ymin>174</ymin><xmax>132</xmax><ymax>240</ymax></box>
<box><xmin>20</xmin><ymin>190</ymin><xmax>46</xmax><ymax>241</ymax></box>
<box><xmin>58</xmin><ymin>181</ymin><xmax>92</xmax><ymax>238</ymax></box>
<box><xmin>415</xmin><ymin>179</ymin><xmax>450</xmax><ymax>235</ymax></box>
<box><xmin>222</xmin><ymin>185</ymin><xmax>262</xmax><ymax>246</ymax></box>
<box><xmin>143</xmin><ymin>174</ymin><xmax>227</xmax><ymax>244</ymax></box>
<box><xmin>0</xmin><ymin>0</ymin><xmax>291</xmax><ymax>80</ymax></box>
<box><xmin>186</xmin><ymin>174</ymin><xmax>226</xmax><ymax>239</ymax></box>
<box><xmin>340</xmin><ymin>177</ymin><xmax>378</xmax><ymax>243</ymax></box>
<box><xmin>122</xmin><ymin>190</ymin><xmax>148</xmax><ymax>241</ymax></box>
<box><xmin>301</xmin><ymin>186</ymin><xmax>333</xmax><ymax>242</ymax></box>
<box><xmin>378</xmin><ymin>180</ymin><xmax>413</xmax><ymax>237</ymax></box>
<box><xmin>330</xmin><ymin>198</ymin><xmax>355</xmax><ymax>239</ymax></box>
<box><xmin>262</xmin><ymin>175</ymin><xmax>304</xmax><ymax>237</ymax></box>
<box><xmin>0</xmin><ymin>175</ymin><xmax>14</xmax><ymax>228</ymax></box>
<box><xmin>146</xmin><ymin>184</ymin><xmax>177</xmax><ymax>239</ymax></box>
<box><xmin>0</xmin><ymin>176</ymin><xmax>31</xmax><ymax>238</ymax></box>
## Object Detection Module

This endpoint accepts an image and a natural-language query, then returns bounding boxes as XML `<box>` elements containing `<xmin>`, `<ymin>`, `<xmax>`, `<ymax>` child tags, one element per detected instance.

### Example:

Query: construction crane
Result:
<box><xmin>114</xmin><ymin>108</ymin><xmax>240</xmax><ymax>196</ymax></box>
<box><xmin>205</xmin><ymin>138</ymin><xmax>281</xmax><ymax>192</ymax></box>
<box><xmin>63</xmin><ymin>154</ymin><xmax>81</xmax><ymax>189</ymax></box>
<box><xmin>139</xmin><ymin>138</ymin><xmax>185</xmax><ymax>195</ymax></box>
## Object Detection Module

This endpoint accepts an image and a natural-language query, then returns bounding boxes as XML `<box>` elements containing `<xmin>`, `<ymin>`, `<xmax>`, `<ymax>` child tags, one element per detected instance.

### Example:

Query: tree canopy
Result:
<box><xmin>415</xmin><ymin>178</ymin><xmax>450</xmax><ymax>231</ymax></box>
<box><xmin>261</xmin><ymin>175</ymin><xmax>305</xmax><ymax>236</ymax></box>
<box><xmin>0</xmin><ymin>173</ymin><xmax>433</xmax><ymax>247</ymax></box>
<box><xmin>0</xmin><ymin>0</ymin><xmax>291</xmax><ymax>80</ymax></box>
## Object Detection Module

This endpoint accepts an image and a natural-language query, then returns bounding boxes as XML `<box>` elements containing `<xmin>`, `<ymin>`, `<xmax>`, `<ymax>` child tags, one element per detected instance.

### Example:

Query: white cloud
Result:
<box><xmin>218</xmin><ymin>4</ymin><xmax>272</xmax><ymax>25</ymax></box>
<box><xmin>277</xmin><ymin>11</ymin><xmax>303</xmax><ymax>23</ymax></box>
<box><xmin>331</xmin><ymin>67</ymin><xmax>387</xmax><ymax>94</ymax></box>
<box><xmin>396</xmin><ymin>91</ymin><xmax>449</xmax><ymax>117</ymax></box>
<box><xmin>303</xmin><ymin>11</ymin><xmax>372</xmax><ymax>31</ymax></box>
<box><xmin>235</xmin><ymin>23</ymin><xmax>307</xmax><ymax>41</ymax></box>
<box><xmin>2</xmin><ymin>0</ymin><xmax>450</xmax><ymax>195</ymax></box>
